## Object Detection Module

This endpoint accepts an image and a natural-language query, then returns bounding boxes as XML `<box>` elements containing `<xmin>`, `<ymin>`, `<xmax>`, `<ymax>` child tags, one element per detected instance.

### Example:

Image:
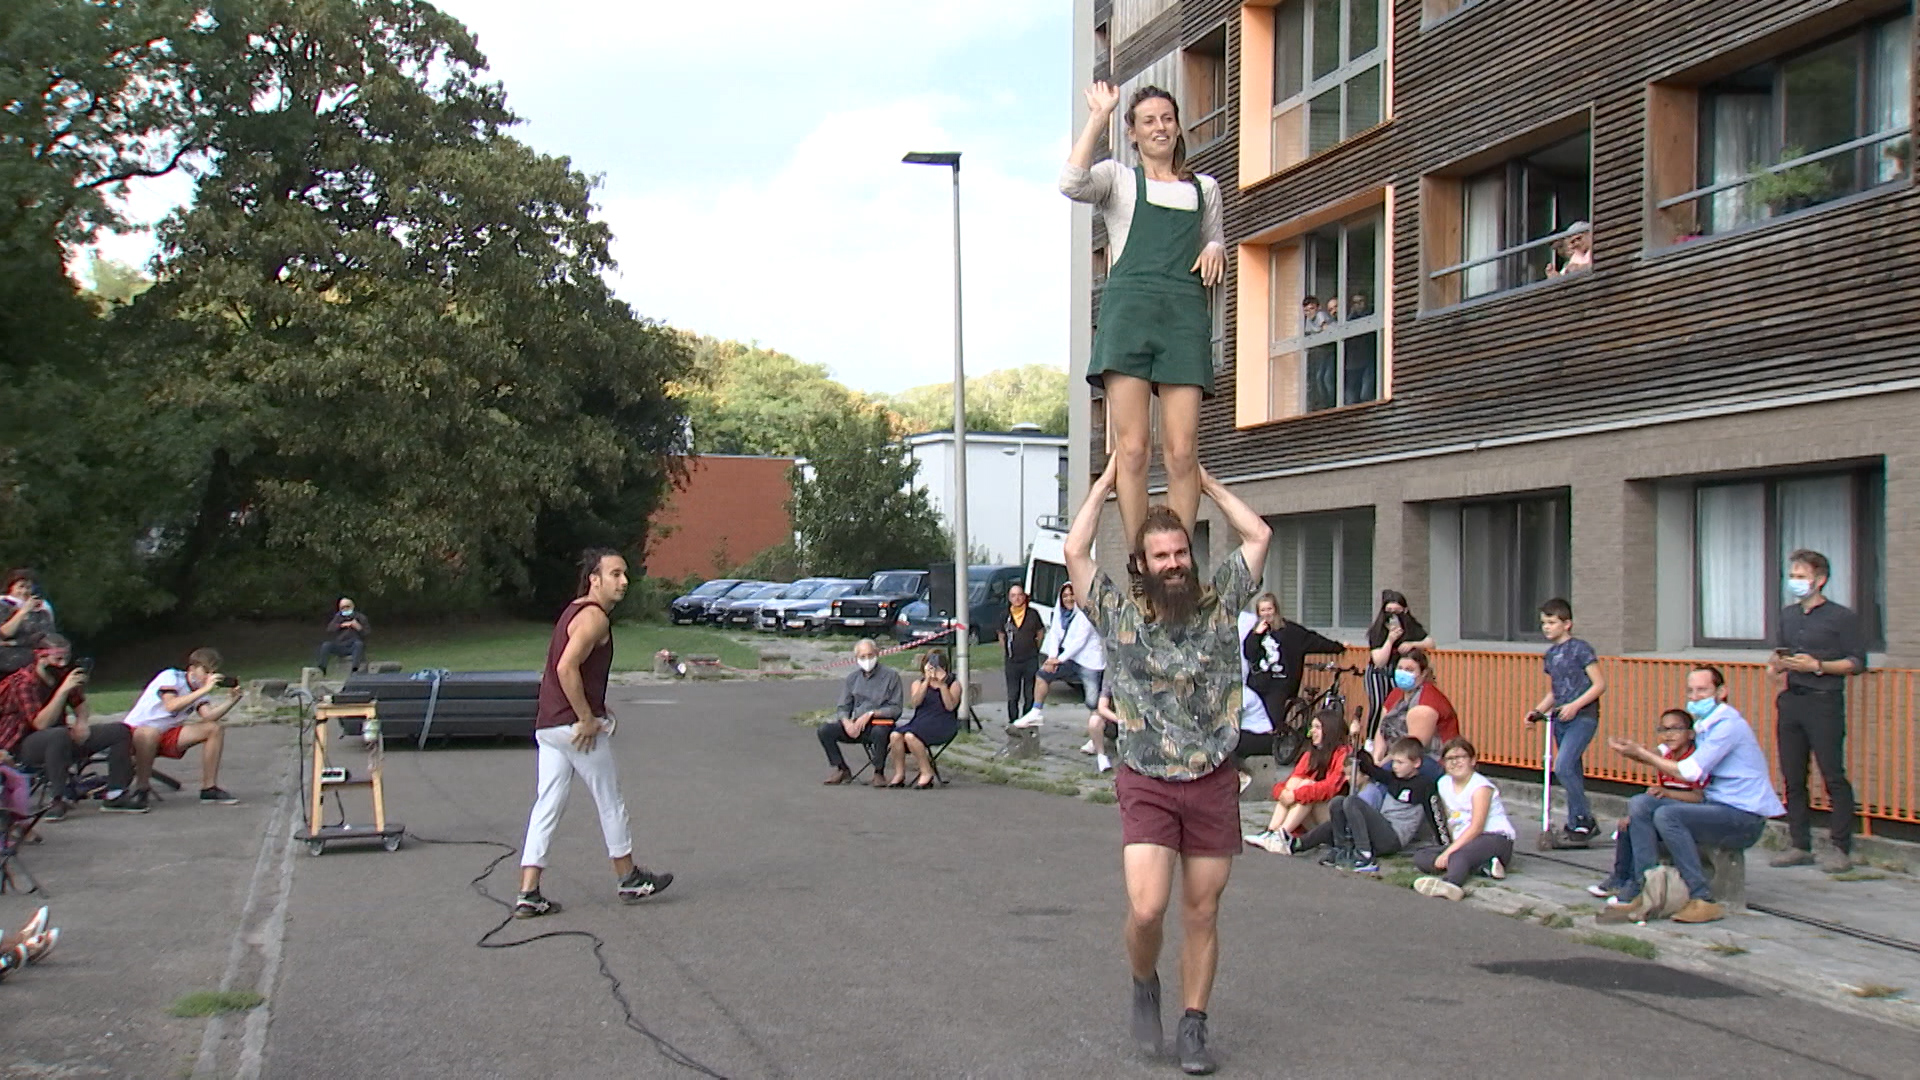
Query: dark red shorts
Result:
<box><xmin>1114</xmin><ymin>763</ymin><xmax>1241</xmax><ymax>857</ymax></box>
<box><xmin>153</xmin><ymin>726</ymin><xmax>188</xmax><ymax>759</ymax></box>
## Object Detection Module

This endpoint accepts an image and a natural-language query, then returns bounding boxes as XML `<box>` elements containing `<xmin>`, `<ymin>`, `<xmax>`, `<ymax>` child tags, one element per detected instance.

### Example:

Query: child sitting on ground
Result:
<box><xmin>1411</xmin><ymin>737</ymin><xmax>1518</xmax><ymax>901</ymax></box>
<box><xmin>1587</xmin><ymin>708</ymin><xmax>1707</xmax><ymax>898</ymax></box>
<box><xmin>1244</xmin><ymin>712</ymin><xmax>1348</xmax><ymax>854</ymax></box>
<box><xmin>1310</xmin><ymin>737</ymin><xmax>1441</xmax><ymax>872</ymax></box>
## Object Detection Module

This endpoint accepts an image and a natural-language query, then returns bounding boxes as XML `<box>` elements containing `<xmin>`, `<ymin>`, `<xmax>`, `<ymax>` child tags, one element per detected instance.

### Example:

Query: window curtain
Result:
<box><xmin>1708</xmin><ymin>94</ymin><xmax>1769</xmax><ymax>232</ymax></box>
<box><xmin>1869</xmin><ymin>16</ymin><xmax>1912</xmax><ymax>183</ymax></box>
<box><xmin>1778</xmin><ymin>478</ymin><xmax>1853</xmax><ymax>607</ymax></box>
<box><xmin>1696</xmin><ymin>484</ymin><xmax>1766</xmax><ymax>640</ymax></box>
<box><xmin>1463</xmin><ymin>173</ymin><xmax>1503</xmax><ymax>297</ymax></box>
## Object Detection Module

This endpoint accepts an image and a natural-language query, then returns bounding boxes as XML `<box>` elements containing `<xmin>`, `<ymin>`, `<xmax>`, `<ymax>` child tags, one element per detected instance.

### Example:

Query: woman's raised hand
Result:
<box><xmin>1086</xmin><ymin>81</ymin><xmax>1120</xmax><ymax>117</ymax></box>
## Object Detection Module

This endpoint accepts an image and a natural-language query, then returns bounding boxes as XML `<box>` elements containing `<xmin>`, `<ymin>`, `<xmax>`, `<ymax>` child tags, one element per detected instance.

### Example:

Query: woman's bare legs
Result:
<box><xmin>1102</xmin><ymin>373</ymin><xmax>1155</xmax><ymax>552</ymax></box>
<box><xmin>886</xmin><ymin>732</ymin><xmax>907</xmax><ymax>785</ymax></box>
<box><xmin>1158</xmin><ymin>384</ymin><xmax>1203</xmax><ymax>534</ymax></box>
<box><xmin>906</xmin><ymin>734</ymin><xmax>935</xmax><ymax>787</ymax></box>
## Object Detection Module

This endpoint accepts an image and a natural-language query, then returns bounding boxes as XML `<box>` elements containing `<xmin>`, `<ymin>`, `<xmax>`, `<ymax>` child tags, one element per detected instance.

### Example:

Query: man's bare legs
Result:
<box><xmin>1103</xmin><ymin>374</ymin><xmax>1155</xmax><ymax>551</ymax></box>
<box><xmin>1123</xmin><ymin>843</ymin><xmax>1176</xmax><ymax>980</ymax></box>
<box><xmin>1158</xmin><ymin>385</ymin><xmax>1203</xmax><ymax>535</ymax></box>
<box><xmin>1178</xmin><ymin>855</ymin><xmax>1232</xmax><ymax>1011</ymax></box>
<box><xmin>171</xmin><ymin>721</ymin><xmax>224</xmax><ymax>788</ymax></box>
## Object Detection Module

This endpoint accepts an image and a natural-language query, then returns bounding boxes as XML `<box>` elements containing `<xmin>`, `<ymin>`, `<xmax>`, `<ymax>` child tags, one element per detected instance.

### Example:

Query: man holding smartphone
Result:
<box><xmin>121</xmin><ymin>647</ymin><xmax>245</xmax><ymax>809</ymax></box>
<box><xmin>0</xmin><ymin>634</ymin><xmax>138</xmax><ymax>818</ymax></box>
<box><xmin>1768</xmin><ymin>549</ymin><xmax>1866</xmax><ymax>873</ymax></box>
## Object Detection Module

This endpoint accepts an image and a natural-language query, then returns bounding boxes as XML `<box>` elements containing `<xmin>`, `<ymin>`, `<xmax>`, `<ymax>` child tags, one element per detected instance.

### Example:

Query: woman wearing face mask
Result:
<box><xmin>1062</xmin><ymin>81</ymin><xmax>1225</xmax><ymax>571</ymax></box>
<box><xmin>1372</xmin><ymin>649</ymin><xmax>1457</xmax><ymax>767</ymax></box>
<box><xmin>1364</xmin><ymin>590</ymin><xmax>1433</xmax><ymax>734</ymax></box>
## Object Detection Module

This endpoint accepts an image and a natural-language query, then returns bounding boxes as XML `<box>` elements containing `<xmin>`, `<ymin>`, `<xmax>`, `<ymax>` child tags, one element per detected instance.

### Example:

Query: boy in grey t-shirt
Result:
<box><xmin>1531</xmin><ymin>598</ymin><xmax>1607</xmax><ymax>842</ymax></box>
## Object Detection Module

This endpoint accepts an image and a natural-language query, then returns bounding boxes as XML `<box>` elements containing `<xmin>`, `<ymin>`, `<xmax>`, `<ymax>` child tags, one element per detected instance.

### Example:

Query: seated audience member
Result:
<box><xmin>1239</xmin><ymin>592</ymin><xmax>1345</xmax><ymax>762</ymax></box>
<box><xmin>0</xmin><ymin>635</ymin><xmax>139</xmax><ymax>818</ymax></box>
<box><xmin>817</xmin><ymin>639</ymin><xmax>903</xmax><ymax>787</ymax></box>
<box><xmin>121</xmin><ymin>647</ymin><xmax>245</xmax><ymax>808</ymax></box>
<box><xmin>889</xmin><ymin>649</ymin><xmax>961</xmax><ymax>789</ymax></box>
<box><xmin>1312</xmin><ymin>737</ymin><xmax>1442</xmax><ymax>873</ymax></box>
<box><xmin>1588</xmin><ymin>708</ymin><xmax>1705</xmax><ymax>899</ymax></box>
<box><xmin>1085</xmin><ymin>692</ymin><xmax>1120</xmax><ymax>774</ymax></box>
<box><xmin>1411</xmin><ymin>737</ymin><xmax>1517</xmax><ymax>900</ymax></box>
<box><xmin>0</xmin><ymin>570</ymin><xmax>57</xmax><ymax>676</ymax></box>
<box><xmin>0</xmin><ymin>905</ymin><xmax>59</xmax><ymax>977</ymax></box>
<box><xmin>1600</xmin><ymin>665</ymin><xmax>1784</xmax><ymax>925</ymax></box>
<box><xmin>1373</xmin><ymin>649</ymin><xmax>1457</xmax><ymax>763</ymax></box>
<box><xmin>1244</xmin><ymin>713</ymin><xmax>1349</xmax><ymax>854</ymax></box>
<box><xmin>1019</xmin><ymin>583</ymin><xmax>1104</xmax><ymax>726</ymax></box>
<box><xmin>314</xmin><ymin>597</ymin><xmax>369</xmax><ymax>674</ymax></box>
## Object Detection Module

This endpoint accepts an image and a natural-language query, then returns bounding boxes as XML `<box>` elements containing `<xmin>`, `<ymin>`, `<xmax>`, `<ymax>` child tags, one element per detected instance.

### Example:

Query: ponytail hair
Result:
<box><xmin>1125</xmin><ymin>86</ymin><xmax>1193</xmax><ymax>181</ymax></box>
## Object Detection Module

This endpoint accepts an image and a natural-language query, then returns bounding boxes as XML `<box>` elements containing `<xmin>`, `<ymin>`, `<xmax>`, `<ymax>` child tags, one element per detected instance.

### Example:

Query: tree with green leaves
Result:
<box><xmin>883</xmin><ymin>364</ymin><xmax>1068</xmax><ymax>436</ymax></box>
<box><xmin>674</xmin><ymin>337</ymin><xmax>872</xmax><ymax>457</ymax></box>
<box><xmin>118</xmin><ymin>0</ymin><xmax>689</xmax><ymax>618</ymax></box>
<box><xmin>788</xmin><ymin>405</ymin><xmax>947</xmax><ymax>578</ymax></box>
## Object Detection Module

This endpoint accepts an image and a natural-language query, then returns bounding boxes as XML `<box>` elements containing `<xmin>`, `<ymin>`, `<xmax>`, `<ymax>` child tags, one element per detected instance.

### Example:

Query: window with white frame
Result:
<box><xmin>1459</xmin><ymin>492</ymin><xmax>1570</xmax><ymax>642</ymax></box>
<box><xmin>1266</xmin><ymin>508</ymin><xmax>1375</xmax><ymax>629</ymax></box>
<box><xmin>1272</xmin><ymin>0</ymin><xmax>1386</xmax><ymax>171</ymax></box>
<box><xmin>1694</xmin><ymin>469</ymin><xmax>1884</xmax><ymax>647</ymax></box>
<box><xmin>1267</xmin><ymin>207</ymin><xmax>1384</xmax><ymax>416</ymax></box>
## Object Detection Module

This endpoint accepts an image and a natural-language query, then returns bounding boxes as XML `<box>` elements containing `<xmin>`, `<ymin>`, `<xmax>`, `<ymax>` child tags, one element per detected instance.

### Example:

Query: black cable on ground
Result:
<box><xmin>1516</xmin><ymin>848</ymin><xmax>1920</xmax><ymax>955</ymax></box>
<box><xmin>401</xmin><ymin>831</ymin><xmax>731</xmax><ymax>1080</ymax></box>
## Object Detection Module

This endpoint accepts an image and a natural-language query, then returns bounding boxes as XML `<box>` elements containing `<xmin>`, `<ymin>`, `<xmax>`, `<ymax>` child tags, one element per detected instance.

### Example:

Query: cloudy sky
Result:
<box><xmin>92</xmin><ymin>0</ymin><xmax>1075</xmax><ymax>395</ymax></box>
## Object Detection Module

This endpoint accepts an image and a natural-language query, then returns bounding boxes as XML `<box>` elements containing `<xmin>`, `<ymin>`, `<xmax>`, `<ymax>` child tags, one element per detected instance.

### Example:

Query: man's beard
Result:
<box><xmin>1141</xmin><ymin>564</ymin><xmax>1199</xmax><ymax>626</ymax></box>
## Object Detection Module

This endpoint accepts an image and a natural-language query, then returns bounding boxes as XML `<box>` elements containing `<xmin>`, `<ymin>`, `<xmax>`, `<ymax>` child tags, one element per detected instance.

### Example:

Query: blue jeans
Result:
<box><xmin>1623</xmin><ymin>797</ymin><xmax>1767</xmax><ymax>902</ymax></box>
<box><xmin>1040</xmin><ymin>660</ymin><xmax>1102</xmax><ymax>709</ymax></box>
<box><xmin>1359</xmin><ymin>754</ymin><xmax>1441</xmax><ymax>809</ymax></box>
<box><xmin>1552</xmin><ymin>715</ymin><xmax>1598</xmax><ymax>826</ymax></box>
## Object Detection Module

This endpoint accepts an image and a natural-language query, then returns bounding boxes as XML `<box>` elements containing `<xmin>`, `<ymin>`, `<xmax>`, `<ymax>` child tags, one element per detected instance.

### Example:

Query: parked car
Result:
<box><xmin>712</xmin><ymin>582</ymin><xmax>791</xmax><ymax>628</ymax></box>
<box><xmin>766</xmin><ymin>579</ymin><xmax>866</xmax><ymax>634</ymax></box>
<box><xmin>694</xmin><ymin>579</ymin><xmax>773</xmax><ymax>624</ymax></box>
<box><xmin>892</xmin><ymin>564</ymin><xmax>1025</xmax><ymax>645</ymax></box>
<box><xmin>826</xmin><ymin>569</ymin><xmax>929</xmax><ymax>634</ymax></box>
<box><xmin>755</xmin><ymin>578</ymin><xmax>855</xmax><ymax>632</ymax></box>
<box><xmin>668</xmin><ymin>578</ymin><xmax>743</xmax><ymax>624</ymax></box>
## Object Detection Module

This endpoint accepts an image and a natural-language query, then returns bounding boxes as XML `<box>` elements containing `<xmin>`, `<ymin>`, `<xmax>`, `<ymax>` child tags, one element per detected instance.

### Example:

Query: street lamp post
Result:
<box><xmin>903</xmin><ymin>150</ymin><xmax>970</xmax><ymax>718</ymax></box>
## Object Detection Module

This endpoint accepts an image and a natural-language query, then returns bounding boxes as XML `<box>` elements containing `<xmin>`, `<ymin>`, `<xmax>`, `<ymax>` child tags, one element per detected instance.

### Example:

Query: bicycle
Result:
<box><xmin>1270</xmin><ymin>662</ymin><xmax>1368</xmax><ymax>766</ymax></box>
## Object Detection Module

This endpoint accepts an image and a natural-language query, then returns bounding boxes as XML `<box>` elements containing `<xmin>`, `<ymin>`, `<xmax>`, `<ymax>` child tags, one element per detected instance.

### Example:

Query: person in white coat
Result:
<box><xmin>1012</xmin><ymin>581</ymin><xmax>1106</xmax><ymax>721</ymax></box>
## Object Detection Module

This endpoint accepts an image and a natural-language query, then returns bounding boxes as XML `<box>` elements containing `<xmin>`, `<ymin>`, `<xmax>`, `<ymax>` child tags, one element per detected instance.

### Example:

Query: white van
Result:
<box><xmin>1024</xmin><ymin>515</ymin><xmax>1071</xmax><ymax>623</ymax></box>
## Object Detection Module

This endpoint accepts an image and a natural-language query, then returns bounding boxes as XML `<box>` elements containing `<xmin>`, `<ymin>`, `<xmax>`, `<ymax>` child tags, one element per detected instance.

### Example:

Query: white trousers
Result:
<box><xmin>520</xmin><ymin>723</ymin><xmax>632</xmax><ymax>868</ymax></box>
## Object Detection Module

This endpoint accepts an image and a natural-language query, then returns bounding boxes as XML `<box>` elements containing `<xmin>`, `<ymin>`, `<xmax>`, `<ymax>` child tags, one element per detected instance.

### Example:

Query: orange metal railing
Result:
<box><xmin>1315</xmin><ymin>646</ymin><xmax>1919</xmax><ymax>833</ymax></box>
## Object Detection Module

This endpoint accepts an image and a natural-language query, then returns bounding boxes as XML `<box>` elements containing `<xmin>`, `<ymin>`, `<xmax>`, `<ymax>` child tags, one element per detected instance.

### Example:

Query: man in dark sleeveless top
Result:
<box><xmin>514</xmin><ymin>549</ymin><xmax>672</xmax><ymax>918</ymax></box>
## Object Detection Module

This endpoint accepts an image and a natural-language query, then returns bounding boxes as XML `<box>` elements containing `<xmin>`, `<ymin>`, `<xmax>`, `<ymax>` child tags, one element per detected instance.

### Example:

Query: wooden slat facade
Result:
<box><xmin>1084</xmin><ymin>0</ymin><xmax>1920</xmax><ymax>479</ymax></box>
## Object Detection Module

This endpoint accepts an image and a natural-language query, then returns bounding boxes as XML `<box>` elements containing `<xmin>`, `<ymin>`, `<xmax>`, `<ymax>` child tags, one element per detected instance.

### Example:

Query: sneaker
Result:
<box><xmin>1413</xmin><ymin>876</ymin><xmax>1465</xmax><ymax>901</ymax></box>
<box><xmin>1011</xmin><ymin>708</ymin><xmax>1045</xmax><ymax>729</ymax></box>
<box><xmin>1079</xmin><ymin>739</ymin><xmax>1098</xmax><ymax>755</ymax></box>
<box><xmin>1818</xmin><ymin>850</ymin><xmax>1853</xmax><ymax>874</ymax></box>
<box><xmin>1769</xmin><ymin>848</ymin><xmax>1815</xmax><ymax>868</ymax></box>
<box><xmin>1243</xmin><ymin>830</ymin><xmax>1288</xmax><ymax>854</ymax></box>
<box><xmin>1488</xmin><ymin>857</ymin><xmax>1507</xmax><ymax>880</ymax></box>
<box><xmin>512</xmin><ymin>891</ymin><xmax>561</xmax><ymax>919</ymax></box>
<box><xmin>200</xmin><ymin>786</ymin><xmax>239</xmax><ymax>805</ymax></box>
<box><xmin>1176</xmin><ymin>1009</ymin><xmax>1216</xmax><ymax>1075</ymax></box>
<box><xmin>617</xmin><ymin>867</ymin><xmax>674</xmax><ymax>902</ymax></box>
<box><xmin>1671</xmin><ymin>898</ymin><xmax>1726</xmax><ymax>924</ymax></box>
<box><xmin>24</xmin><ymin>926</ymin><xmax>58</xmax><ymax>964</ymax></box>
<box><xmin>40</xmin><ymin>801</ymin><xmax>69</xmax><ymax>823</ymax></box>
<box><xmin>1564</xmin><ymin>820</ymin><xmax>1598</xmax><ymax>841</ymax></box>
<box><xmin>22</xmin><ymin>906</ymin><xmax>48</xmax><ymax>940</ymax></box>
<box><xmin>1318</xmin><ymin>845</ymin><xmax>1344</xmax><ymax>867</ymax></box>
<box><xmin>1130</xmin><ymin>974</ymin><xmax>1163</xmax><ymax>1056</ymax></box>
<box><xmin>100</xmin><ymin>790</ymin><xmax>150</xmax><ymax>814</ymax></box>
<box><xmin>1095</xmin><ymin>753</ymin><xmax>1112</xmax><ymax>773</ymax></box>
<box><xmin>1352</xmin><ymin>853</ymin><xmax>1381</xmax><ymax>874</ymax></box>
<box><xmin>1587</xmin><ymin>880</ymin><xmax>1620</xmax><ymax>898</ymax></box>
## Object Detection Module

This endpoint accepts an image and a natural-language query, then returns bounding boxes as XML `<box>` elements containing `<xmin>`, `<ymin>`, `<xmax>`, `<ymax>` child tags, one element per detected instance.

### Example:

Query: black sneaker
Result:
<box><xmin>1564</xmin><ymin>819</ymin><xmax>1598</xmax><ymax>841</ymax></box>
<box><xmin>200</xmin><ymin>786</ymin><xmax>239</xmax><ymax>805</ymax></box>
<box><xmin>512</xmin><ymin>891</ymin><xmax>561</xmax><ymax>919</ymax></box>
<box><xmin>1130</xmin><ymin>974</ymin><xmax>1162</xmax><ymax>1056</ymax></box>
<box><xmin>100</xmin><ymin>790</ymin><xmax>150</xmax><ymax>814</ymax></box>
<box><xmin>617</xmin><ymin>867</ymin><xmax>673</xmax><ymax>902</ymax></box>
<box><xmin>1318</xmin><ymin>845</ymin><xmax>1345</xmax><ymax>867</ymax></box>
<box><xmin>1177</xmin><ymin>1009</ymin><xmax>1217</xmax><ymax>1075</ymax></box>
<box><xmin>40</xmin><ymin>801</ymin><xmax>69</xmax><ymax>823</ymax></box>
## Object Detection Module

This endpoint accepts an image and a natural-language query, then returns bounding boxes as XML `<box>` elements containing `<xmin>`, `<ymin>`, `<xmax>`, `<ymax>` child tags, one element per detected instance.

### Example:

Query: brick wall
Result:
<box><xmin>644</xmin><ymin>456</ymin><xmax>795</xmax><ymax>580</ymax></box>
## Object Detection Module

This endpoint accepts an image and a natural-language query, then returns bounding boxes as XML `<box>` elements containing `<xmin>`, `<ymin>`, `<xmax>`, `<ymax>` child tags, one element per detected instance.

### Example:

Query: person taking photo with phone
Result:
<box><xmin>121</xmin><ymin>647</ymin><xmax>246</xmax><ymax>809</ymax></box>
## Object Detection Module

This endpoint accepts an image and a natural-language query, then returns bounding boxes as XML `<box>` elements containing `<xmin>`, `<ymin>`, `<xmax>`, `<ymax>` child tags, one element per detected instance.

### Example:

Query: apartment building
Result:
<box><xmin>1069</xmin><ymin>0</ymin><xmax>1915</xmax><ymax>675</ymax></box>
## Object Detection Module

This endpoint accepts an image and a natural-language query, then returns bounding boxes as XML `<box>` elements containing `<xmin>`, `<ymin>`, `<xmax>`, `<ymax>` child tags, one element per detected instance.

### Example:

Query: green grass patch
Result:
<box><xmin>976</xmin><ymin>766</ymin><xmax>1014</xmax><ymax>785</ymax></box>
<box><xmin>1540</xmin><ymin>912</ymin><xmax>1575</xmax><ymax>930</ymax></box>
<box><xmin>1009</xmin><ymin>775</ymin><xmax>1080</xmax><ymax>796</ymax></box>
<box><xmin>169</xmin><ymin>990</ymin><xmax>264</xmax><ymax>1017</ymax></box>
<box><xmin>1850</xmin><ymin>983</ymin><xmax>1904</xmax><ymax>999</ymax></box>
<box><xmin>1828</xmin><ymin>870</ymin><xmax>1887</xmax><ymax>882</ymax></box>
<box><xmin>1379</xmin><ymin>866</ymin><xmax>1423</xmax><ymax>889</ymax></box>
<box><xmin>1507</xmin><ymin>906</ymin><xmax>1536</xmax><ymax>920</ymax></box>
<box><xmin>1704</xmin><ymin>941</ymin><xmax>1749</xmax><ymax>956</ymax></box>
<box><xmin>1085</xmin><ymin>789</ymin><xmax>1118</xmax><ymax>805</ymax></box>
<box><xmin>1577</xmin><ymin>932</ymin><xmax>1657</xmax><ymax>960</ymax></box>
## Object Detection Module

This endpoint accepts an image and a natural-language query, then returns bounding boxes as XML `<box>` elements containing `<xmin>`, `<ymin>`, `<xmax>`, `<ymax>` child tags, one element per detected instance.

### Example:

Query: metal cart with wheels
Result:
<box><xmin>303</xmin><ymin>702</ymin><xmax>404</xmax><ymax>855</ymax></box>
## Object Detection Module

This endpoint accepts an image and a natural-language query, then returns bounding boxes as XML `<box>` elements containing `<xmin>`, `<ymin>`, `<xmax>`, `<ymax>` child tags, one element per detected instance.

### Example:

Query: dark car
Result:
<box><xmin>826</xmin><ymin>569</ymin><xmax>929</xmax><ymax>634</ymax></box>
<box><xmin>755</xmin><ymin>579</ymin><xmax>854</xmax><ymax>632</ymax></box>
<box><xmin>693</xmin><ymin>579</ymin><xmax>773</xmax><ymax>624</ymax></box>
<box><xmin>668</xmin><ymin>578</ymin><xmax>742</xmax><ymax>624</ymax></box>
<box><xmin>892</xmin><ymin>565</ymin><xmax>1025</xmax><ymax>645</ymax></box>
<box><xmin>767</xmin><ymin>580</ymin><xmax>866</xmax><ymax>634</ymax></box>
<box><xmin>713</xmin><ymin>582</ymin><xmax>791</xmax><ymax>628</ymax></box>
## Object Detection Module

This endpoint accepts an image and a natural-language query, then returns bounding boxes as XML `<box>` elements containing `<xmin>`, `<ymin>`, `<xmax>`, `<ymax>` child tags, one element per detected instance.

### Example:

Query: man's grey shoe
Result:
<box><xmin>1769</xmin><ymin>848</ymin><xmax>1815</xmax><ymax>868</ymax></box>
<box><xmin>1130</xmin><ymin>974</ymin><xmax>1162</xmax><ymax>1056</ymax></box>
<box><xmin>1177</xmin><ymin>1009</ymin><xmax>1217</xmax><ymax>1075</ymax></box>
<box><xmin>1818</xmin><ymin>849</ymin><xmax>1853</xmax><ymax>874</ymax></box>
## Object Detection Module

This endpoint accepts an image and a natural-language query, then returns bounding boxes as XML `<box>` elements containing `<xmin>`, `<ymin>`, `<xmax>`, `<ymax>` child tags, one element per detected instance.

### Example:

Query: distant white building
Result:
<box><xmin>907</xmin><ymin>425</ymin><xmax>1068</xmax><ymax>566</ymax></box>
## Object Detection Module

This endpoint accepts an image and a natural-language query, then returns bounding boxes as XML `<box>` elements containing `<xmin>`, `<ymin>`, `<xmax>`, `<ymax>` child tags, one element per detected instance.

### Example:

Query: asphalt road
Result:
<box><xmin>258</xmin><ymin>679</ymin><xmax>1919</xmax><ymax>1079</ymax></box>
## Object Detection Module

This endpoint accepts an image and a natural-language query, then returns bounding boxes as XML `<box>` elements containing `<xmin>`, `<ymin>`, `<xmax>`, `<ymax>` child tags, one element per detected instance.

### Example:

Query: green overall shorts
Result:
<box><xmin>1087</xmin><ymin>166</ymin><xmax>1213</xmax><ymax>397</ymax></box>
